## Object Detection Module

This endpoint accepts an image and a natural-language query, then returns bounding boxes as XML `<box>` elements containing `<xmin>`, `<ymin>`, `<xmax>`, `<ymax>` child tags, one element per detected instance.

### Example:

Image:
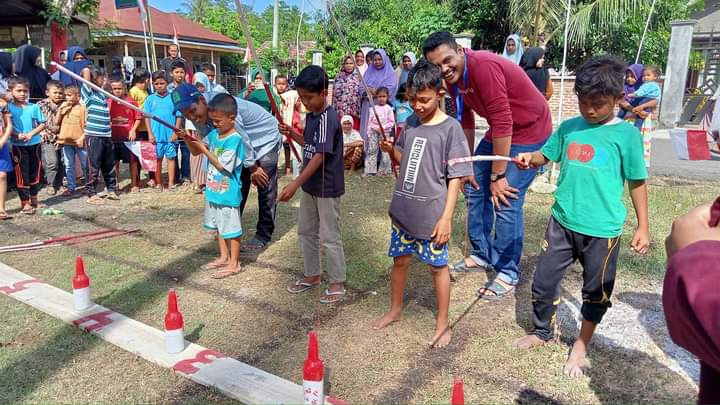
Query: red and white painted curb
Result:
<box><xmin>0</xmin><ymin>262</ymin><xmax>346</xmax><ymax>405</ymax></box>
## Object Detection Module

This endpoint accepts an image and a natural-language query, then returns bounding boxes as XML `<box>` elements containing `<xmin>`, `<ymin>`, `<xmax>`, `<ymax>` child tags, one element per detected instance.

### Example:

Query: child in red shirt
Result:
<box><xmin>108</xmin><ymin>76</ymin><xmax>142</xmax><ymax>192</ymax></box>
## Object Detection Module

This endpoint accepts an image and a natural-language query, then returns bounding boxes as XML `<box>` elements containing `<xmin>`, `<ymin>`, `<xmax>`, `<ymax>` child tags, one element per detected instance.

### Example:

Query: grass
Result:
<box><xmin>0</xmin><ymin>172</ymin><xmax>717</xmax><ymax>404</ymax></box>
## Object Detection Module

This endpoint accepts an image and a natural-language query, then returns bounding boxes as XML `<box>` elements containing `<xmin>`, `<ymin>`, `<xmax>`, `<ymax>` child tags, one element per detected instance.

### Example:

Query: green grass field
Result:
<box><xmin>1</xmin><ymin>173</ymin><xmax>716</xmax><ymax>404</ymax></box>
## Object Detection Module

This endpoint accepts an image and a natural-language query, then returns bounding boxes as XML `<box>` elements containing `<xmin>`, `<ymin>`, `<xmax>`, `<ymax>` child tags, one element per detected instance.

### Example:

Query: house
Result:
<box><xmin>94</xmin><ymin>0</ymin><xmax>242</xmax><ymax>73</ymax></box>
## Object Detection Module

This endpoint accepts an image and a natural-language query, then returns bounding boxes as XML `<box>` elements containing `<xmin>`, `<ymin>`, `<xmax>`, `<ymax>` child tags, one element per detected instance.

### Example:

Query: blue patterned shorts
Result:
<box><xmin>388</xmin><ymin>225</ymin><xmax>449</xmax><ymax>267</ymax></box>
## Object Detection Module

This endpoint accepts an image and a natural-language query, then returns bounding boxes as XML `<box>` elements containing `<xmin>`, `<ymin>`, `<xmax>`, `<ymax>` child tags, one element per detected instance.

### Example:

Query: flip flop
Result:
<box><xmin>244</xmin><ymin>238</ymin><xmax>267</xmax><ymax>250</ymax></box>
<box><xmin>21</xmin><ymin>206</ymin><xmax>36</xmax><ymax>215</ymax></box>
<box><xmin>86</xmin><ymin>196</ymin><xmax>105</xmax><ymax>205</ymax></box>
<box><xmin>450</xmin><ymin>259</ymin><xmax>487</xmax><ymax>273</ymax></box>
<box><xmin>287</xmin><ymin>280</ymin><xmax>321</xmax><ymax>294</ymax></box>
<box><xmin>319</xmin><ymin>288</ymin><xmax>346</xmax><ymax>304</ymax></box>
<box><xmin>200</xmin><ymin>261</ymin><xmax>227</xmax><ymax>271</ymax></box>
<box><xmin>0</xmin><ymin>211</ymin><xmax>12</xmax><ymax>220</ymax></box>
<box><xmin>211</xmin><ymin>266</ymin><xmax>243</xmax><ymax>279</ymax></box>
<box><xmin>476</xmin><ymin>280</ymin><xmax>515</xmax><ymax>301</ymax></box>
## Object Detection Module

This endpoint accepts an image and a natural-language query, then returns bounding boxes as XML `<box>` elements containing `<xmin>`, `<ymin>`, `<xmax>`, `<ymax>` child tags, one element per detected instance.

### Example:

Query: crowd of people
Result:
<box><xmin>1</xmin><ymin>32</ymin><xmax>716</xmax><ymax>396</ymax></box>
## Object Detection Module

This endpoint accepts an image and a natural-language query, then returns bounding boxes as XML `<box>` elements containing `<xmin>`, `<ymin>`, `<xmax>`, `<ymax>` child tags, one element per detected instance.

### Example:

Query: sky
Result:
<box><xmin>148</xmin><ymin>0</ymin><xmax>301</xmax><ymax>14</ymax></box>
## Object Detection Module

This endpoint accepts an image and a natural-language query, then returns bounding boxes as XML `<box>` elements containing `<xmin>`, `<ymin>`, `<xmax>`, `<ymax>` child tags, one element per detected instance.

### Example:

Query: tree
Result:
<box><xmin>41</xmin><ymin>0</ymin><xmax>99</xmax><ymax>26</ymax></box>
<box><xmin>451</xmin><ymin>0</ymin><xmax>510</xmax><ymax>51</ymax></box>
<box><xmin>181</xmin><ymin>0</ymin><xmax>212</xmax><ymax>22</ymax></box>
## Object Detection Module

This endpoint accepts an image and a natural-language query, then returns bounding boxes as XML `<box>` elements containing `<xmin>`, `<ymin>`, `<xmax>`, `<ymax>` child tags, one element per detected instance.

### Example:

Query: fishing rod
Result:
<box><xmin>233</xmin><ymin>0</ymin><xmax>302</xmax><ymax>163</ymax></box>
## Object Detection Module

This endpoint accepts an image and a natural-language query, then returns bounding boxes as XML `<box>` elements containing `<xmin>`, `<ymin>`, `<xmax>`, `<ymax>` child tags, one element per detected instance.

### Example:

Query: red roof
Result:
<box><xmin>97</xmin><ymin>0</ymin><xmax>238</xmax><ymax>45</ymax></box>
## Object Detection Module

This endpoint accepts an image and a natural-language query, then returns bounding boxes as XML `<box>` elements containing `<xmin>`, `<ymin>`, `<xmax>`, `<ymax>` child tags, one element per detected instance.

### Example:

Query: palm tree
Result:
<box><xmin>509</xmin><ymin>0</ymin><xmax>645</xmax><ymax>48</ymax></box>
<box><xmin>181</xmin><ymin>0</ymin><xmax>212</xmax><ymax>22</ymax></box>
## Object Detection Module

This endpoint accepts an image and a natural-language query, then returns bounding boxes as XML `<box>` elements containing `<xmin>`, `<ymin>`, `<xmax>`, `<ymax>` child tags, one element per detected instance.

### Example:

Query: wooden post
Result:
<box><xmin>124</xmin><ymin>41</ymin><xmax>129</xmax><ymax>58</ymax></box>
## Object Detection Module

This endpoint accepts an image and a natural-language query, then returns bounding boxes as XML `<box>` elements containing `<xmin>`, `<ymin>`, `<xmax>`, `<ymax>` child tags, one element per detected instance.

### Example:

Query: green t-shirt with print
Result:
<box><xmin>541</xmin><ymin>117</ymin><xmax>648</xmax><ymax>238</ymax></box>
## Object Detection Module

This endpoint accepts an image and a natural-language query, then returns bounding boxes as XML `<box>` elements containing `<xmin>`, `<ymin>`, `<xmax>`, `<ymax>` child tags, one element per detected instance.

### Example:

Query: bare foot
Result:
<box><xmin>201</xmin><ymin>258</ymin><xmax>227</xmax><ymax>270</ymax></box>
<box><xmin>372</xmin><ymin>311</ymin><xmax>402</xmax><ymax>330</ymax></box>
<box><xmin>512</xmin><ymin>334</ymin><xmax>547</xmax><ymax>349</ymax></box>
<box><xmin>211</xmin><ymin>264</ymin><xmax>243</xmax><ymax>279</ymax></box>
<box><xmin>563</xmin><ymin>340</ymin><xmax>588</xmax><ymax>377</ymax></box>
<box><xmin>429</xmin><ymin>326</ymin><xmax>451</xmax><ymax>348</ymax></box>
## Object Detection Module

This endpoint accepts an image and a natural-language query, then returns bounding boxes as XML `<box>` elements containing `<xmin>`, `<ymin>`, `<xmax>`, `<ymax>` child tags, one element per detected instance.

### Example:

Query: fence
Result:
<box><xmin>218</xmin><ymin>74</ymin><xmax>247</xmax><ymax>96</ymax></box>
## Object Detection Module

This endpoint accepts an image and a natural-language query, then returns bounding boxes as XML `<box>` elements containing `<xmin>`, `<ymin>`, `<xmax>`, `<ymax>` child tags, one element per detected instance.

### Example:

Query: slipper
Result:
<box><xmin>210</xmin><ymin>266</ymin><xmax>243</xmax><ymax>279</ymax></box>
<box><xmin>244</xmin><ymin>237</ymin><xmax>267</xmax><ymax>250</ymax></box>
<box><xmin>106</xmin><ymin>192</ymin><xmax>120</xmax><ymax>201</ymax></box>
<box><xmin>476</xmin><ymin>280</ymin><xmax>515</xmax><ymax>301</ymax></box>
<box><xmin>86</xmin><ymin>196</ymin><xmax>105</xmax><ymax>205</ymax></box>
<box><xmin>200</xmin><ymin>261</ymin><xmax>227</xmax><ymax>271</ymax></box>
<box><xmin>319</xmin><ymin>288</ymin><xmax>346</xmax><ymax>304</ymax></box>
<box><xmin>287</xmin><ymin>280</ymin><xmax>321</xmax><ymax>294</ymax></box>
<box><xmin>450</xmin><ymin>259</ymin><xmax>487</xmax><ymax>273</ymax></box>
<box><xmin>21</xmin><ymin>206</ymin><xmax>36</xmax><ymax>215</ymax></box>
<box><xmin>0</xmin><ymin>211</ymin><xmax>13</xmax><ymax>220</ymax></box>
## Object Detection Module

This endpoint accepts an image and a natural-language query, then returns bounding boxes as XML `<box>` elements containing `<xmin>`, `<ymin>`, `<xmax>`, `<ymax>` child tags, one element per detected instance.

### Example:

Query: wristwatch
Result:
<box><xmin>490</xmin><ymin>172</ymin><xmax>506</xmax><ymax>182</ymax></box>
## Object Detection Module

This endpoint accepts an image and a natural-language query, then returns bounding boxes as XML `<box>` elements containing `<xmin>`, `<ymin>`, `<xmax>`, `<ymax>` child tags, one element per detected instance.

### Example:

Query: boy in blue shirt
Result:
<box><xmin>513</xmin><ymin>56</ymin><xmax>650</xmax><ymax>378</ymax></box>
<box><xmin>278</xmin><ymin>65</ymin><xmax>347</xmax><ymax>304</ymax></box>
<box><xmin>185</xmin><ymin>93</ymin><xmax>245</xmax><ymax>278</ymax></box>
<box><xmin>145</xmin><ymin>71</ymin><xmax>178</xmax><ymax>191</ymax></box>
<box><xmin>8</xmin><ymin>77</ymin><xmax>46</xmax><ymax>214</ymax></box>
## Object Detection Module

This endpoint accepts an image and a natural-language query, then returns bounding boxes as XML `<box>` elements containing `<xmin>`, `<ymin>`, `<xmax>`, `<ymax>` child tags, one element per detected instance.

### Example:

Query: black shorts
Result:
<box><xmin>134</xmin><ymin>131</ymin><xmax>149</xmax><ymax>141</ymax></box>
<box><xmin>113</xmin><ymin>142</ymin><xmax>132</xmax><ymax>163</ymax></box>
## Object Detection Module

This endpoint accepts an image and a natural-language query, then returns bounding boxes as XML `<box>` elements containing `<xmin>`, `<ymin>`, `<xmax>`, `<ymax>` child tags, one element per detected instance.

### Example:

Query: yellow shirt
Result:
<box><xmin>129</xmin><ymin>86</ymin><xmax>148</xmax><ymax>131</ymax></box>
<box><xmin>57</xmin><ymin>104</ymin><xmax>86</xmax><ymax>147</ymax></box>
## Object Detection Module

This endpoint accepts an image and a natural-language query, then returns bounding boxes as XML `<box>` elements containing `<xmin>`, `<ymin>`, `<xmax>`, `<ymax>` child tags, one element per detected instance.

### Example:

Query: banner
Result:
<box><xmin>124</xmin><ymin>141</ymin><xmax>157</xmax><ymax>172</ymax></box>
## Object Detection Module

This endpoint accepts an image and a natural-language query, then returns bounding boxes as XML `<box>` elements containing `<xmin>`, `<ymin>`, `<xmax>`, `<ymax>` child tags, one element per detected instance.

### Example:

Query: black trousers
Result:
<box><xmin>239</xmin><ymin>149</ymin><xmax>279</xmax><ymax>244</ymax></box>
<box><xmin>86</xmin><ymin>136</ymin><xmax>117</xmax><ymax>195</ymax></box>
<box><xmin>41</xmin><ymin>142</ymin><xmax>64</xmax><ymax>190</ymax></box>
<box><xmin>531</xmin><ymin>216</ymin><xmax>621</xmax><ymax>341</ymax></box>
<box><xmin>11</xmin><ymin>144</ymin><xmax>42</xmax><ymax>203</ymax></box>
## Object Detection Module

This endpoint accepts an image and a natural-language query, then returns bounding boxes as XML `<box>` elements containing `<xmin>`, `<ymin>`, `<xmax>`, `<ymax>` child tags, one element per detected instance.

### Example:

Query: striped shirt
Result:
<box><xmin>301</xmin><ymin>106</ymin><xmax>344</xmax><ymax>198</ymax></box>
<box><xmin>81</xmin><ymin>83</ymin><xmax>111</xmax><ymax>137</ymax></box>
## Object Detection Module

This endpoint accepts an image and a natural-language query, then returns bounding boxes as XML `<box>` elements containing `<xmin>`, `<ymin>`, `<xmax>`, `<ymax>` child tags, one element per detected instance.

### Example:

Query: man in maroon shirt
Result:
<box><xmin>423</xmin><ymin>32</ymin><xmax>552</xmax><ymax>299</ymax></box>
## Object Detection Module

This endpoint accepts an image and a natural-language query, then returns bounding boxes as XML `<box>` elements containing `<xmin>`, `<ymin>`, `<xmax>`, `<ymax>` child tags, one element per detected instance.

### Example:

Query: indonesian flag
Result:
<box><xmin>670</xmin><ymin>128</ymin><xmax>711</xmax><ymax>160</ymax></box>
<box><xmin>124</xmin><ymin>141</ymin><xmax>158</xmax><ymax>172</ymax></box>
<box><xmin>137</xmin><ymin>0</ymin><xmax>147</xmax><ymax>21</ymax></box>
<box><xmin>173</xmin><ymin>24</ymin><xmax>181</xmax><ymax>57</ymax></box>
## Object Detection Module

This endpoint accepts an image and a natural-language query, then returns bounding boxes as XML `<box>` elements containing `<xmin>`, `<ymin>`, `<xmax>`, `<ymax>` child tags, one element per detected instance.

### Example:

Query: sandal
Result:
<box><xmin>86</xmin><ymin>195</ymin><xmax>105</xmax><ymax>205</ymax></box>
<box><xmin>0</xmin><ymin>211</ymin><xmax>12</xmax><ymax>220</ymax></box>
<box><xmin>210</xmin><ymin>266</ymin><xmax>243</xmax><ymax>279</ymax></box>
<box><xmin>450</xmin><ymin>258</ymin><xmax>489</xmax><ymax>273</ymax></box>
<box><xmin>21</xmin><ymin>205</ymin><xmax>36</xmax><ymax>215</ymax></box>
<box><xmin>319</xmin><ymin>288</ymin><xmax>346</xmax><ymax>304</ymax></box>
<box><xmin>106</xmin><ymin>192</ymin><xmax>120</xmax><ymax>201</ymax></box>
<box><xmin>243</xmin><ymin>237</ymin><xmax>267</xmax><ymax>250</ymax></box>
<box><xmin>476</xmin><ymin>280</ymin><xmax>515</xmax><ymax>301</ymax></box>
<box><xmin>287</xmin><ymin>279</ymin><xmax>321</xmax><ymax>294</ymax></box>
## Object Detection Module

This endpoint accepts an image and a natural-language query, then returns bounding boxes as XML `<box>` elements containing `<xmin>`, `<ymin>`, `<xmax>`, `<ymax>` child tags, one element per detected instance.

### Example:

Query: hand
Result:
<box><xmin>631</xmin><ymin>227</ymin><xmax>650</xmax><ymax>255</ymax></box>
<box><xmin>636</xmin><ymin>110</ymin><xmax>649</xmax><ymax>119</ymax></box>
<box><xmin>278</xmin><ymin>183</ymin><xmax>298</xmax><ymax>202</ymax></box>
<box><xmin>148</xmin><ymin>135</ymin><xmax>156</xmax><ymax>145</ymax></box>
<box><xmin>278</xmin><ymin>122</ymin><xmax>290</xmax><ymax>137</ymax></box>
<box><xmin>246</xmin><ymin>83</ymin><xmax>256</xmax><ymax>96</ymax></box>
<box><xmin>515</xmin><ymin>153</ymin><xmax>534</xmax><ymax>169</ymax></box>
<box><xmin>431</xmin><ymin>217</ymin><xmax>452</xmax><ymax>246</ymax></box>
<box><xmin>128</xmin><ymin>130</ymin><xmax>136</xmax><ymax>142</ymax></box>
<box><xmin>490</xmin><ymin>177</ymin><xmax>518</xmax><ymax>208</ymax></box>
<box><xmin>250</xmin><ymin>165</ymin><xmax>270</xmax><ymax>188</ymax></box>
<box><xmin>461</xmin><ymin>175</ymin><xmax>480</xmax><ymax>191</ymax></box>
<box><xmin>379</xmin><ymin>139</ymin><xmax>394</xmax><ymax>153</ymax></box>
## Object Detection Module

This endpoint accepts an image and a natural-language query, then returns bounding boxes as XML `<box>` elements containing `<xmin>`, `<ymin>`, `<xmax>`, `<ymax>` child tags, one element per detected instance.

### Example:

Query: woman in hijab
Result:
<box><xmin>519</xmin><ymin>47</ymin><xmax>551</xmax><ymax>100</ymax></box>
<box><xmin>502</xmin><ymin>34</ymin><xmax>524</xmax><ymax>65</ymax></box>
<box><xmin>355</xmin><ymin>49</ymin><xmax>368</xmax><ymax>76</ymax></box>
<box><xmin>359</xmin><ymin>49</ymin><xmax>396</xmax><ymax>176</ymax></box>
<box><xmin>395</xmin><ymin>51</ymin><xmax>417</xmax><ymax>88</ymax></box>
<box><xmin>13</xmin><ymin>45</ymin><xmax>51</xmax><ymax>101</ymax></box>
<box><xmin>60</xmin><ymin>47</ymin><xmax>92</xmax><ymax>86</ymax></box>
<box><xmin>0</xmin><ymin>52</ymin><xmax>12</xmax><ymax>95</ymax></box>
<box><xmin>242</xmin><ymin>67</ymin><xmax>280</xmax><ymax>113</ymax></box>
<box><xmin>618</xmin><ymin>63</ymin><xmax>644</xmax><ymax>119</ymax></box>
<box><xmin>193</xmin><ymin>71</ymin><xmax>226</xmax><ymax>101</ymax></box>
<box><xmin>664</xmin><ymin>197</ymin><xmax>720</xmax><ymax>405</ymax></box>
<box><xmin>332</xmin><ymin>55</ymin><xmax>361</xmax><ymax>128</ymax></box>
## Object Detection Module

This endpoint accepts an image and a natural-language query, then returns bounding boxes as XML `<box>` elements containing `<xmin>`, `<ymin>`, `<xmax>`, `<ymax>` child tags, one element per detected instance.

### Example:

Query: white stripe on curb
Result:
<box><xmin>0</xmin><ymin>262</ymin><xmax>345</xmax><ymax>405</ymax></box>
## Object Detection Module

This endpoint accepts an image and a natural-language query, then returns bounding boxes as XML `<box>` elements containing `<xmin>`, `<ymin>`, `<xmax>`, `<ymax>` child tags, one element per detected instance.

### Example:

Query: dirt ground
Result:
<box><xmin>0</xmin><ymin>171</ymin><xmax>716</xmax><ymax>404</ymax></box>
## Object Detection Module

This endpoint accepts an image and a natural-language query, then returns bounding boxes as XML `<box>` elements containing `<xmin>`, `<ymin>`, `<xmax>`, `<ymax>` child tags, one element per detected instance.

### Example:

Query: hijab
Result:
<box><xmin>519</xmin><ymin>47</ymin><xmax>549</xmax><ymax>94</ymax></box>
<box><xmin>333</xmin><ymin>56</ymin><xmax>361</xmax><ymax>118</ymax></box>
<box><xmin>242</xmin><ymin>67</ymin><xmax>279</xmax><ymax>113</ymax></box>
<box><xmin>13</xmin><ymin>45</ymin><xmax>50</xmax><ymax>100</ymax></box>
<box><xmin>60</xmin><ymin>46</ymin><xmax>92</xmax><ymax>86</ymax></box>
<box><xmin>502</xmin><ymin>34</ymin><xmax>524</xmax><ymax>65</ymax></box>
<box><xmin>0</xmin><ymin>52</ymin><xmax>12</xmax><ymax>78</ymax></box>
<box><xmin>362</xmin><ymin>49</ymin><xmax>397</xmax><ymax>100</ymax></box>
<box><xmin>341</xmin><ymin>115</ymin><xmax>354</xmax><ymax>134</ymax></box>
<box><xmin>398</xmin><ymin>51</ymin><xmax>418</xmax><ymax>87</ymax></box>
<box><xmin>624</xmin><ymin>63</ymin><xmax>644</xmax><ymax>100</ymax></box>
<box><xmin>193</xmin><ymin>72</ymin><xmax>212</xmax><ymax>101</ymax></box>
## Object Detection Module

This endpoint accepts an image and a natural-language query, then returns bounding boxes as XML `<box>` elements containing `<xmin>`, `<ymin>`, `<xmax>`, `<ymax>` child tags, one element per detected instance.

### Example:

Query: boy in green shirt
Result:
<box><xmin>513</xmin><ymin>56</ymin><xmax>650</xmax><ymax>377</ymax></box>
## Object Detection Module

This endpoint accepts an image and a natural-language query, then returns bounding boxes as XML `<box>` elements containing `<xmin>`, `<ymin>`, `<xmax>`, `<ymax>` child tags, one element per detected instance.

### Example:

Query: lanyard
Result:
<box><xmin>454</xmin><ymin>54</ymin><xmax>469</xmax><ymax>123</ymax></box>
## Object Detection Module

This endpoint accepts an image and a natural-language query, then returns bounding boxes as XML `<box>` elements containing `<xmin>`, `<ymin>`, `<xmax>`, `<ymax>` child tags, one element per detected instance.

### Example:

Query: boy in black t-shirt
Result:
<box><xmin>278</xmin><ymin>65</ymin><xmax>347</xmax><ymax>304</ymax></box>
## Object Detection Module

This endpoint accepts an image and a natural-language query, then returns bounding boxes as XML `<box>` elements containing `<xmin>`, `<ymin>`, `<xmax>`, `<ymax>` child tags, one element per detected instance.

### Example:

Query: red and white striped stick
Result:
<box><xmin>448</xmin><ymin>155</ymin><xmax>526</xmax><ymax>166</ymax></box>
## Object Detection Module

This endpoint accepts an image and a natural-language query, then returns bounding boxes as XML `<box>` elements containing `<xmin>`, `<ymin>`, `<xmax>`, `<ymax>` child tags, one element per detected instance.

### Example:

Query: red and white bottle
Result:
<box><xmin>451</xmin><ymin>378</ymin><xmax>464</xmax><ymax>405</ymax></box>
<box><xmin>303</xmin><ymin>330</ymin><xmax>324</xmax><ymax>405</ymax></box>
<box><xmin>164</xmin><ymin>289</ymin><xmax>185</xmax><ymax>354</ymax></box>
<box><xmin>72</xmin><ymin>256</ymin><xmax>92</xmax><ymax>311</ymax></box>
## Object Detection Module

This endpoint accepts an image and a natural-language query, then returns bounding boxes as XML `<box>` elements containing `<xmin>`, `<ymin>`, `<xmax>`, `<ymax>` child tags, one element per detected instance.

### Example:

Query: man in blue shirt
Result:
<box><xmin>173</xmin><ymin>83</ymin><xmax>281</xmax><ymax>249</ymax></box>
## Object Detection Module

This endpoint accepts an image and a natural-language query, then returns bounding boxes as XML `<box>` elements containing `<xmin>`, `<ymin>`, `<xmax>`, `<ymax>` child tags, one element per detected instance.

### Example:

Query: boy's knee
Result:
<box><xmin>581</xmin><ymin>301</ymin><xmax>611</xmax><ymax>324</ymax></box>
<box><xmin>393</xmin><ymin>255</ymin><xmax>412</xmax><ymax>267</ymax></box>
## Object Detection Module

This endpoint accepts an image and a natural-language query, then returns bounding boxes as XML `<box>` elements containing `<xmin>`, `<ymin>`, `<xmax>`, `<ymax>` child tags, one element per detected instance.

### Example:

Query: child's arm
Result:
<box><xmin>278</xmin><ymin>152</ymin><xmax>323</xmax><ymax>202</ymax></box>
<box><xmin>0</xmin><ymin>112</ymin><xmax>12</xmax><ymax>148</ymax></box>
<box><xmin>25</xmin><ymin>123</ymin><xmax>46</xmax><ymax>141</ymax></box>
<box><xmin>516</xmin><ymin>151</ymin><xmax>548</xmax><ymax>168</ymax></box>
<box><xmin>380</xmin><ymin>139</ymin><xmax>402</xmax><ymax>164</ymax></box>
<box><xmin>632</xmin><ymin>99</ymin><xmax>659</xmax><ymax>115</ymax></box>
<box><xmin>145</xmin><ymin>118</ymin><xmax>155</xmax><ymax>143</ymax></box>
<box><xmin>129</xmin><ymin>114</ymin><xmax>141</xmax><ymax>141</ymax></box>
<box><xmin>278</xmin><ymin>122</ymin><xmax>304</xmax><ymax>145</ymax></box>
<box><xmin>629</xmin><ymin>179</ymin><xmax>650</xmax><ymax>255</ymax></box>
<box><xmin>431</xmin><ymin>177</ymin><xmax>462</xmax><ymax>245</ymax></box>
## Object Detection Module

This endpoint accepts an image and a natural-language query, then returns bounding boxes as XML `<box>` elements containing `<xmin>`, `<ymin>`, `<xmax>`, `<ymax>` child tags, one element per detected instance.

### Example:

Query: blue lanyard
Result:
<box><xmin>454</xmin><ymin>54</ymin><xmax>468</xmax><ymax>123</ymax></box>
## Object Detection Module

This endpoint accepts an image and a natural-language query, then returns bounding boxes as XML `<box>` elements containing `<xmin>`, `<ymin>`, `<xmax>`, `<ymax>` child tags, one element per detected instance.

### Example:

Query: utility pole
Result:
<box><xmin>272</xmin><ymin>0</ymin><xmax>280</xmax><ymax>48</ymax></box>
<box><xmin>144</xmin><ymin>0</ymin><xmax>158</xmax><ymax>72</ymax></box>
